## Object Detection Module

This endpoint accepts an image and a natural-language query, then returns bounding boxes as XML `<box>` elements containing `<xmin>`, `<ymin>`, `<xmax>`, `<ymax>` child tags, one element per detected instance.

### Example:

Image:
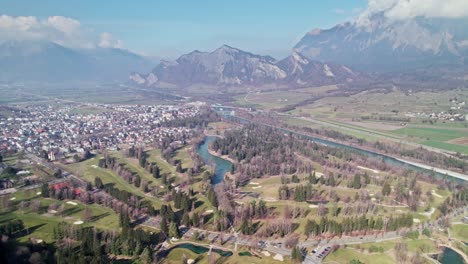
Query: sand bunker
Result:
<box><xmin>36</xmin><ymin>192</ymin><xmax>42</xmax><ymax>195</ymax></box>
<box><xmin>249</xmin><ymin>182</ymin><xmax>260</xmax><ymax>185</ymax></box>
<box><xmin>309</xmin><ymin>204</ymin><xmax>319</xmax><ymax>208</ymax></box>
<box><xmin>273</xmin><ymin>254</ymin><xmax>284</xmax><ymax>261</ymax></box>
<box><xmin>91</xmin><ymin>165</ymin><xmax>98</xmax><ymax>168</ymax></box>
<box><xmin>66</xmin><ymin>201</ymin><xmax>78</xmax><ymax>206</ymax></box>
<box><xmin>73</xmin><ymin>220</ymin><xmax>84</xmax><ymax>225</ymax></box>
<box><xmin>252</xmin><ymin>186</ymin><xmax>262</xmax><ymax>189</ymax></box>
<box><xmin>205</xmin><ymin>209</ymin><xmax>214</xmax><ymax>214</ymax></box>
<box><xmin>413</xmin><ymin>218</ymin><xmax>421</xmax><ymax>223</ymax></box>
<box><xmin>431</xmin><ymin>190</ymin><xmax>443</xmax><ymax>198</ymax></box>
<box><xmin>9</xmin><ymin>197</ymin><xmax>16</xmax><ymax>201</ymax></box>
<box><xmin>262</xmin><ymin>251</ymin><xmax>271</xmax><ymax>257</ymax></box>
<box><xmin>357</xmin><ymin>166</ymin><xmax>380</xmax><ymax>174</ymax></box>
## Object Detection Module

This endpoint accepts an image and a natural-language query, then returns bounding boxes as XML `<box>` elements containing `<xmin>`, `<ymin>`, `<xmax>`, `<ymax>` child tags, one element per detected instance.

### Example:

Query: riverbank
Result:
<box><xmin>227</xmin><ymin>115</ymin><xmax>468</xmax><ymax>182</ymax></box>
<box><xmin>207</xmin><ymin>148</ymin><xmax>237</xmax><ymax>164</ymax></box>
<box><xmin>395</xmin><ymin>158</ymin><xmax>468</xmax><ymax>182</ymax></box>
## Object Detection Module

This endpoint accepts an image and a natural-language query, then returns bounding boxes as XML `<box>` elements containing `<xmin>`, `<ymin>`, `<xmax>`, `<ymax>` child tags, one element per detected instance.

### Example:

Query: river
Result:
<box><xmin>196</xmin><ymin>115</ymin><xmax>467</xmax><ymax>184</ymax></box>
<box><xmin>224</xmin><ymin>115</ymin><xmax>467</xmax><ymax>182</ymax></box>
<box><xmin>196</xmin><ymin>136</ymin><xmax>232</xmax><ymax>184</ymax></box>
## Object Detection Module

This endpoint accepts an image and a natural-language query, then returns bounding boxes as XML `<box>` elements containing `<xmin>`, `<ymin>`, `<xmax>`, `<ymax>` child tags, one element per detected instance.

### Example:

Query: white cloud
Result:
<box><xmin>99</xmin><ymin>32</ymin><xmax>123</xmax><ymax>48</ymax></box>
<box><xmin>0</xmin><ymin>14</ymin><xmax>123</xmax><ymax>49</ymax></box>
<box><xmin>47</xmin><ymin>16</ymin><xmax>81</xmax><ymax>36</ymax></box>
<box><xmin>357</xmin><ymin>0</ymin><xmax>468</xmax><ymax>26</ymax></box>
<box><xmin>333</xmin><ymin>9</ymin><xmax>346</xmax><ymax>15</ymax></box>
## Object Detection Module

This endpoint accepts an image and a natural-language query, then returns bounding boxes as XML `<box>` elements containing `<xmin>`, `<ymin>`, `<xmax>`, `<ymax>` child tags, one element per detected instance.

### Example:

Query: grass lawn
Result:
<box><xmin>174</xmin><ymin>147</ymin><xmax>194</xmax><ymax>171</ymax></box>
<box><xmin>451</xmin><ymin>224</ymin><xmax>468</xmax><ymax>241</ymax></box>
<box><xmin>1</xmin><ymin>197</ymin><xmax>120</xmax><ymax>243</ymax></box>
<box><xmin>146</xmin><ymin>149</ymin><xmax>177</xmax><ymax>177</ymax></box>
<box><xmin>64</xmin><ymin>156</ymin><xmax>163</xmax><ymax>208</ymax></box>
<box><xmin>325</xmin><ymin>247</ymin><xmax>396</xmax><ymax>264</ymax></box>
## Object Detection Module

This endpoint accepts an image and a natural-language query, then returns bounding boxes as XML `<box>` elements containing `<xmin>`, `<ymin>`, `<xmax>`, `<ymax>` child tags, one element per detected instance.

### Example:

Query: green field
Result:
<box><xmin>326</xmin><ymin>238</ymin><xmax>436</xmax><ymax>264</ymax></box>
<box><xmin>64</xmin><ymin>156</ymin><xmax>163</xmax><ymax>208</ymax></box>
<box><xmin>392</xmin><ymin>127</ymin><xmax>466</xmax><ymax>142</ymax></box>
<box><xmin>450</xmin><ymin>224</ymin><xmax>468</xmax><ymax>241</ymax></box>
<box><xmin>326</xmin><ymin>247</ymin><xmax>396</xmax><ymax>264</ymax></box>
<box><xmin>1</xmin><ymin>190</ymin><xmax>120</xmax><ymax>243</ymax></box>
<box><xmin>391</xmin><ymin>127</ymin><xmax>468</xmax><ymax>154</ymax></box>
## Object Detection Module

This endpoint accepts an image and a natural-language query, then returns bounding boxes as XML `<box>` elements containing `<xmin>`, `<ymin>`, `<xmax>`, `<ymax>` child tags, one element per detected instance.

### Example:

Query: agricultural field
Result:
<box><xmin>391</xmin><ymin>126</ymin><xmax>468</xmax><ymax>154</ymax></box>
<box><xmin>268</xmin><ymin>89</ymin><xmax>468</xmax><ymax>153</ymax></box>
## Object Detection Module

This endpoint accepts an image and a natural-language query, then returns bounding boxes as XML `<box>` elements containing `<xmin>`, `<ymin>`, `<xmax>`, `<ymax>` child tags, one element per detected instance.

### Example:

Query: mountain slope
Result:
<box><xmin>0</xmin><ymin>40</ymin><xmax>152</xmax><ymax>82</ymax></box>
<box><xmin>130</xmin><ymin>45</ymin><xmax>360</xmax><ymax>88</ymax></box>
<box><xmin>294</xmin><ymin>16</ymin><xmax>468</xmax><ymax>71</ymax></box>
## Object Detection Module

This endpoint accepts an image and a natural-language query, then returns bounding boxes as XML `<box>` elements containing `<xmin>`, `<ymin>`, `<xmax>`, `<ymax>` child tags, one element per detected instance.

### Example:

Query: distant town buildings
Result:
<box><xmin>0</xmin><ymin>102</ymin><xmax>206</xmax><ymax>161</ymax></box>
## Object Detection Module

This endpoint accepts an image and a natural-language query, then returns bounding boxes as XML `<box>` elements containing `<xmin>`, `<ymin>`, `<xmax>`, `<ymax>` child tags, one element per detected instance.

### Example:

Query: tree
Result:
<box><xmin>349</xmin><ymin>260</ymin><xmax>364</xmax><ymax>264</ymax></box>
<box><xmin>140</xmin><ymin>247</ymin><xmax>153</xmax><ymax>264</ymax></box>
<box><xmin>0</xmin><ymin>154</ymin><xmax>3</xmax><ymax>162</ymax></box>
<box><xmin>291</xmin><ymin>246</ymin><xmax>304</xmax><ymax>262</ymax></box>
<box><xmin>394</xmin><ymin>242</ymin><xmax>408</xmax><ymax>263</ymax></box>
<box><xmin>353</xmin><ymin>174</ymin><xmax>361</xmax><ymax>189</ymax></box>
<box><xmin>53</xmin><ymin>169</ymin><xmax>62</xmax><ymax>178</ymax></box>
<box><xmin>94</xmin><ymin>177</ymin><xmax>104</xmax><ymax>189</ymax></box>
<box><xmin>169</xmin><ymin>221</ymin><xmax>180</xmax><ymax>238</ymax></box>
<box><xmin>160</xmin><ymin>216</ymin><xmax>169</xmax><ymax>235</ymax></box>
<box><xmin>41</xmin><ymin>183</ymin><xmax>49</xmax><ymax>197</ymax></box>
<box><xmin>422</xmin><ymin>228</ymin><xmax>431</xmax><ymax>237</ymax></box>
<box><xmin>28</xmin><ymin>252</ymin><xmax>43</xmax><ymax>264</ymax></box>
<box><xmin>176</xmin><ymin>163</ymin><xmax>183</xmax><ymax>173</ymax></box>
<box><xmin>382</xmin><ymin>182</ymin><xmax>391</xmax><ymax>196</ymax></box>
<box><xmin>152</xmin><ymin>165</ymin><xmax>160</xmax><ymax>179</ymax></box>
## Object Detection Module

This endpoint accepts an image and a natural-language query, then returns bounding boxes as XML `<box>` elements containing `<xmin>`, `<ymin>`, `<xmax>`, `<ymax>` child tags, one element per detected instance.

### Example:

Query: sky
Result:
<box><xmin>1</xmin><ymin>0</ymin><xmax>468</xmax><ymax>59</ymax></box>
<box><xmin>0</xmin><ymin>0</ymin><xmax>366</xmax><ymax>59</ymax></box>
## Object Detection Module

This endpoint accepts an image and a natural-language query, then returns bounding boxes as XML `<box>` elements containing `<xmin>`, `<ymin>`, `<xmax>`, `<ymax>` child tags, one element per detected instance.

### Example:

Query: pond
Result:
<box><xmin>161</xmin><ymin>243</ymin><xmax>233</xmax><ymax>257</ymax></box>
<box><xmin>431</xmin><ymin>247</ymin><xmax>465</xmax><ymax>264</ymax></box>
<box><xmin>196</xmin><ymin>136</ymin><xmax>233</xmax><ymax>184</ymax></box>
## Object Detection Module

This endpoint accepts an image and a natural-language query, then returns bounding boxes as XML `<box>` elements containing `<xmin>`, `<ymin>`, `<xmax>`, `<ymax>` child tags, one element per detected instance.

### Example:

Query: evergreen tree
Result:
<box><xmin>382</xmin><ymin>182</ymin><xmax>391</xmax><ymax>196</ymax></box>
<box><xmin>94</xmin><ymin>177</ymin><xmax>104</xmax><ymax>189</ymax></box>
<box><xmin>353</xmin><ymin>174</ymin><xmax>361</xmax><ymax>189</ymax></box>
<box><xmin>160</xmin><ymin>216</ymin><xmax>169</xmax><ymax>235</ymax></box>
<box><xmin>140</xmin><ymin>247</ymin><xmax>153</xmax><ymax>264</ymax></box>
<box><xmin>41</xmin><ymin>183</ymin><xmax>49</xmax><ymax>197</ymax></box>
<box><xmin>169</xmin><ymin>221</ymin><xmax>180</xmax><ymax>238</ymax></box>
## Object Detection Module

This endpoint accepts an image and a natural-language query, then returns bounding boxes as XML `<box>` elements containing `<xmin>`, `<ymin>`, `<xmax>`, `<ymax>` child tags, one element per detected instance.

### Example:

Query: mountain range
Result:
<box><xmin>294</xmin><ymin>15</ymin><xmax>468</xmax><ymax>71</ymax></box>
<box><xmin>2</xmin><ymin>14</ymin><xmax>468</xmax><ymax>86</ymax></box>
<box><xmin>130</xmin><ymin>45</ymin><xmax>360</xmax><ymax>88</ymax></box>
<box><xmin>0</xmin><ymin>40</ymin><xmax>153</xmax><ymax>83</ymax></box>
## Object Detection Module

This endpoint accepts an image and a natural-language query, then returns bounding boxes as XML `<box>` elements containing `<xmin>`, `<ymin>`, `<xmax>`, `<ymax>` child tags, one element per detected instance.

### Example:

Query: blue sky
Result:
<box><xmin>0</xmin><ymin>0</ymin><xmax>367</xmax><ymax>59</ymax></box>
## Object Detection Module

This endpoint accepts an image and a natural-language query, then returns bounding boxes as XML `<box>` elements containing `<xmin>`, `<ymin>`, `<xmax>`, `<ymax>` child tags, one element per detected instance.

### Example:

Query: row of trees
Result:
<box><xmin>304</xmin><ymin>214</ymin><xmax>414</xmax><ymax>237</ymax></box>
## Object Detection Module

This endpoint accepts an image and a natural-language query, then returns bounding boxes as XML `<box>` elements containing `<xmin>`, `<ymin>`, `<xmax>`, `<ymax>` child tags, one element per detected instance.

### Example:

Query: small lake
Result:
<box><xmin>162</xmin><ymin>243</ymin><xmax>233</xmax><ymax>257</ymax></box>
<box><xmin>435</xmin><ymin>247</ymin><xmax>465</xmax><ymax>264</ymax></box>
<box><xmin>197</xmin><ymin>136</ymin><xmax>233</xmax><ymax>184</ymax></box>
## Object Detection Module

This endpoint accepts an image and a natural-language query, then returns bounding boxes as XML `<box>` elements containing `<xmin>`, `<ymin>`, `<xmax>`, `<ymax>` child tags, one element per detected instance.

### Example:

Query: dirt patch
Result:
<box><xmin>447</xmin><ymin>137</ymin><xmax>468</xmax><ymax>146</ymax></box>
